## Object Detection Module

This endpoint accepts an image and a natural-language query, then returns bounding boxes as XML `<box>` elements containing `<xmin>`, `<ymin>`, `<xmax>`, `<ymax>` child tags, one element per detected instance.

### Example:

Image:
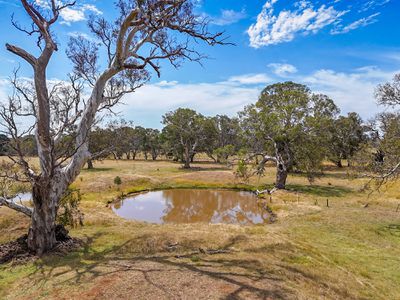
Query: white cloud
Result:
<box><xmin>248</xmin><ymin>0</ymin><xmax>347</xmax><ymax>48</ymax></box>
<box><xmin>331</xmin><ymin>13</ymin><xmax>380</xmax><ymax>34</ymax></box>
<box><xmin>268</xmin><ymin>63</ymin><xmax>298</xmax><ymax>77</ymax></box>
<box><xmin>227</xmin><ymin>73</ymin><xmax>272</xmax><ymax>85</ymax></box>
<box><xmin>302</xmin><ymin>66</ymin><xmax>398</xmax><ymax>118</ymax></box>
<box><xmin>67</xmin><ymin>31</ymin><xmax>95</xmax><ymax>41</ymax></box>
<box><xmin>117</xmin><ymin>66</ymin><xmax>399</xmax><ymax>126</ymax></box>
<box><xmin>211</xmin><ymin>9</ymin><xmax>247</xmax><ymax>26</ymax></box>
<box><xmin>120</xmin><ymin>78</ymin><xmax>266</xmax><ymax>123</ymax></box>
<box><xmin>0</xmin><ymin>79</ymin><xmax>8</xmax><ymax>102</ymax></box>
<box><xmin>248</xmin><ymin>0</ymin><xmax>390</xmax><ymax>47</ymax></box>
<box><xmin>34</xmin><ymin>1</ymin><xmax>102</xmax><ymax>25</ymax></box>
<box><xmin>359</xmin><ymin>0</ymin><xmax>390</xmax><ymax>12</ymax></box>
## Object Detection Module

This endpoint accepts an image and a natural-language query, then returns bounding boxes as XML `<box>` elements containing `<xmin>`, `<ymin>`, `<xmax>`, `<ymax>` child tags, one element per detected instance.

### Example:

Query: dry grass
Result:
<box><xmin>0</xmin><ymin>158</ymin><xmax>399</xmax><ymax>299</ymax></box>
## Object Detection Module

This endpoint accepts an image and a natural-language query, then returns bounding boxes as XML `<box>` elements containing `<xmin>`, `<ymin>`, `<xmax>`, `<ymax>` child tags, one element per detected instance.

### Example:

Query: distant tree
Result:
<box><xmin>131</xmin><ymin>126</ymin><xmax>147</xmax><ymax>160</ymax></box>
<box><xmin>0</xmin><ymin>134</ymin><xmax>10</xmax><ymax>156</ymax></box>
<box><xmin>355</xmin><ymin>112</ymin><xmax>400</xmax><ymax>187</ymax></box>
<box><xmin>162</xmin><ymin>108</ymin><xmax>206</xmax><ymax>168</ymax></box>
<box><xmin>87</xmin><ymin>127</ymin><xmax>114</xmax><ymax>169</ymax></box>
<box><xmin>240</xmin><ymin>82</ymin><xmax>339</xmax><ymax>189</ymax></box>
<box><xmin>202</xmin><ymin>115</ymin><xmax>242</xmax><ymax>162</ymax></box>
<box><xmin>108</xmin><ymin>120</ymin><xmax>135</xmax><ymax>160</ymax></box>
<box><xmin>375</xmin><ymin>74</ymin><xmax>400</xmax><ymax>107</ymax></box>
<box><xmin>327</xmin><ymin>112</ymin><xmax>366</xmax><ymax>167</ymax></box>
<box><xmin>360</xmin><ymin>73</ymin><xmax>400</xmax><ymax>184</ymax></box>
<box><xmin>145</xmin><ymin>129</ymin><xmax>161</xmax><ymax>160</ymax></box>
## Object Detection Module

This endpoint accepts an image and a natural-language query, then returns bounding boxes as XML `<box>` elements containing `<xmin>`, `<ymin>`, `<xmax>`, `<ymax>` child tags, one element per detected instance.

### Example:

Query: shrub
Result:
<box><xmin>114</xmin><ymin>176</ymin><xmax>122</xmax><ymax>186</ymax></box>
<box><xmin>57</xmin><ymin>187</ymin><xmax>84</xmax><ymax>228</ymax></box>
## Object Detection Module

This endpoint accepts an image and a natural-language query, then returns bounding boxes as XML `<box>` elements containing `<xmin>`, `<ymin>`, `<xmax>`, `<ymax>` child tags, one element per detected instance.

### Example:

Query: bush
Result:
<box><xmin>57</xmin><ymin>187</ymin><xmax>84</xmax><ymax>228</ymax></box>
<box><xmin>114</xmin><ymin>176</ymin><xmax>122</xmax><ymax>186</ymax></box>
<box><xmin>234</xmin><ymin>159</ymin><xmax>252</xmax><ymax>184</ymax></box>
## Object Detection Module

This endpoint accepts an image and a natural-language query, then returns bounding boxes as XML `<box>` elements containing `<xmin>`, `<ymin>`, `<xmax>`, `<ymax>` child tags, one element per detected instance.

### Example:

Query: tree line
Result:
<box><xmin>2</xmin><ymin>79</ymin><xmax>398</xmax><ymax>192</ymax></box>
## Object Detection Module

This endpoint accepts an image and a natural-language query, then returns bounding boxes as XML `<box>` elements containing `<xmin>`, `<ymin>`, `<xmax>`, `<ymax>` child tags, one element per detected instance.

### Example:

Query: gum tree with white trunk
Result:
<box><xmin>0</xmin><ymin>0</ymin><xmax>226</xmax><ymax>255</ymax></box>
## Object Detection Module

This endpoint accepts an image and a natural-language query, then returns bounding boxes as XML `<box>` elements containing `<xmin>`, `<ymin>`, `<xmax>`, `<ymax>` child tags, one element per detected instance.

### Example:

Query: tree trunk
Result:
<box><xmin>144</xmin><ymin>152</ymin><xmax>148</xmax><ymax>160</ymax></box>
<box><xmin>152</xmin><ymin>150</ymin><xmax>157</xmax><ymax>161</ymax></box>
<box><xmin>126</xmin><ymin>152</ymin><xmax>131</xmax><ymax>160</ymax></box>
<box><xmin>132</xmin><ymin>151</ymin><xmax>137</xmax><ymax>160</ymax></box>
<box><xmin>87</xmin><ymin>159</ymin><xmax>94</xmax><ymax>169</ymax></box>
<box><xmin>336</xmin><ymin>160</ymin><xmax>343</xmax><ymax>168</ymax></box>
<box><xmin>183</xmin><ymin>146</ymin><xmax>191</xmax><ymax>168</ymax></box>
<box><xmin>28</xmin><ymin>184</ymin><xmax>58</xmax><ymax>255</ymax></box>
<box><xmin>275</xmin><ymin>164</ymin><xmax>288</xmax><ymax>189</ymax></box>
<box><xmin>190</xmin><ymin>153</ymin><xmax>195</xmax><ymax>163</ymax></box>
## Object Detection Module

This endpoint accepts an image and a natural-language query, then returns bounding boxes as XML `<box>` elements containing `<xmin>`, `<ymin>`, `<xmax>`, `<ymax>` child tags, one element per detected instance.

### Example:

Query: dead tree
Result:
<box><xmin>0</xmin><ymin>0</ymin><xmax>226</xmax><ymax>255</ymax></box>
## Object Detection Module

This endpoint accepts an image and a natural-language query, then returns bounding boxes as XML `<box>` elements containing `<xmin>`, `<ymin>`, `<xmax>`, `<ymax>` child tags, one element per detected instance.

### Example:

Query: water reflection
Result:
<box><xmin>112</xmin><ymin>189</ymin><xmax>270</xmax><ymax>225</ymax></box>
<box><xmin>11</xmin><ymin>192</ymin><xmax>32</xmax><ymax>203</ymax></box>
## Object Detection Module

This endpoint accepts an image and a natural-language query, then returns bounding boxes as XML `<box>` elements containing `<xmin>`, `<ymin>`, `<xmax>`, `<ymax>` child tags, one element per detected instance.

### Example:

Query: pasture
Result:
<box><xmin>1</xmin><ymin>158</ymin><xmax>399</xmax><ymax>299</ymax></box>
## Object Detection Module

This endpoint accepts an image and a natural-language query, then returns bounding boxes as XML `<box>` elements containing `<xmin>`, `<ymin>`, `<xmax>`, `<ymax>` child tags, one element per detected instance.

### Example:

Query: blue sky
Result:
<box><xmin>0</xmin><ymin>0</ymin><xmax>399</xmax><ymax>129</ymax></box>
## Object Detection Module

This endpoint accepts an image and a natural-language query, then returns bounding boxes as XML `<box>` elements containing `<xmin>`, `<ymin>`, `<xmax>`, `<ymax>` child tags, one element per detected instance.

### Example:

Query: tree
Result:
<box><xmin>363</xmin><ymin>73</ymin><xmax>400</xmax><ymax>183</ymax></box>
<box><xmin>201</xmin><ymin>115</ymin><xmax>242</xmax><ymax>162</ymax></box>
<box><xmin>162</xmin><ymin>108</ymin><xmax>206</xmax><ymax>168</ymax></box>
<box><xmin>145</xmin><ymin>129</ymin><xmax>161</xmax><ymax>160</ymax></box>
<box><xmin>0</xmin><ymin>134</ymin><xmax>10</xmax><ymax>156</ymax></box>
<box><xmin>240</xmin><ymin>82</ymin><xmax>339</xmax><ymax>190</ymax></box>
<box><xmin>87</xmin><ymin>127</ymin><xmax>114</xmax><ymax>169</ymax></box>
<box><xmin>131</xmin><ymin>126</ymin><xmax>147</xmax><ymax>160</ymax></box>
<box><xmin>326</xmin><ymin>113</ymin><xmax>366</xmax><ymax>167</ymax></box>
<box><xmin>108</xmin><ymin>120</ymin><xmax>135</xmax><ymax>160</ymax></box>
<box><xmin>0</xmin><ymin>0</ymin><xmax>225</xmax><ymax>255</ymax></box>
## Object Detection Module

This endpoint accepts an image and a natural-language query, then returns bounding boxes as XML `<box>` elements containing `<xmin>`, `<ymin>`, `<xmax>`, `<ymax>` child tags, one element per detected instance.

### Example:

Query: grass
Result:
<box><xmin>0</xmin><ymin>158</ymin><xmax>399</xmax><ymax>299</ymax></box>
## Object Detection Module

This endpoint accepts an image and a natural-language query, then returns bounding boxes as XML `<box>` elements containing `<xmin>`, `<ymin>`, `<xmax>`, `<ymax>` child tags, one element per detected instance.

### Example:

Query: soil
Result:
<box><xmin>0</xmin><ymin>225</ymin><xmax>82</xmax><ymax>264</ymax></box>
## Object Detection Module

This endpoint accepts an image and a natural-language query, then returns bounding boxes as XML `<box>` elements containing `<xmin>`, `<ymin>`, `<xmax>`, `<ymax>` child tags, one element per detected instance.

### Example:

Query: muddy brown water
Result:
<box><xmin>112</xmin><ymin>189</ymin><xmax>271</xmax><ymax>225</ymax></box>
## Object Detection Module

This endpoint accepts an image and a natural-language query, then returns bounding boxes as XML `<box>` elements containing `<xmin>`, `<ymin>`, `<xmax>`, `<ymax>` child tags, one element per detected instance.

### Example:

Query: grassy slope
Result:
<box><xmin>0</xmin><ymin>159</ymin><xmax>399</xmax><ymax>299</ymax></box>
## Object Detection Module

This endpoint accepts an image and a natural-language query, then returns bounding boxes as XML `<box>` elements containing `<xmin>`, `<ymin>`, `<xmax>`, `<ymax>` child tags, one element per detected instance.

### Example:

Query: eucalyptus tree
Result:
<box><xmin>358</xmin><ymin>73</ymin><xmax>400</xmax><ymax>184</ymax></box>
<box><xmin>240</xmin><ymin>82</ymin><xmax>339</xmax><ymax>189</ymax></box>
<box><xmin>0</xmin><ymin>0</ymin><xmax>226</xmax><ymax>255</ymax></box>
<box><xmin>162</xmin><ymin>108</ymin><xmax>206</xmax><ymax>168</ymax></box>
<box><xmin>87</xmin><ymin>127</ymin><xmax>114</xmax><ymax>169</ymax></box>
<box><xmin>107</xmin><ymin>119</ymin><xmax>135</xmax><ymax>160</ymax></box>
<box><xmin>327</xmin><ymin>112</ymin><xmax>366</xmax><ymax>167</ymax></box>
<box><xmin>131</xmin><ymin>126</ymin><xmax>147</xmax><ymax>160</ymax></box>
<box><xmin>145</xmin><ymin>128</ymin><xmax>162</xmax><ymax>160</ymax></box>
<box><xmin>212</xmin><ymin>115</ymin><xmax>242</xmax><ymax>162</ymax></box>
<box><xmin>201</xmin><ymin>115</ymin><xmax>242</xmax><ymax>162</ymax></box>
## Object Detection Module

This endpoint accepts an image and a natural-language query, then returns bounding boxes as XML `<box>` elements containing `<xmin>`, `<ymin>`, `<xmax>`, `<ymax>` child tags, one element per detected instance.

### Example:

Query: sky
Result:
<box><xmin>0</xmin><ymin>0</ymin><xmax>399</xmax><ymax>129</ymax></box>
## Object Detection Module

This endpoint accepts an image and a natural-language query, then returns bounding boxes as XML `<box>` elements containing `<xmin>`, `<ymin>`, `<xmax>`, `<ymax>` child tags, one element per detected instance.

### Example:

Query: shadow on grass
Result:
<box><xmin>82</xmin><ymin>168</ymin><xmax>114</xmax><ymax>173</ymax></box>
<box><xmin>287</xmin><ymin>184</ymin><xmax>353</xmax><ymax>197</ymax></box>
<box><xmin>178</xmin><ymin>166</ymin><xmax>232</xmax><ymax>172</ymax></box>
<box><xmin>25</xmin><ymin>232</ymin><xmax>291</xmax><ymax>299</ymax></box>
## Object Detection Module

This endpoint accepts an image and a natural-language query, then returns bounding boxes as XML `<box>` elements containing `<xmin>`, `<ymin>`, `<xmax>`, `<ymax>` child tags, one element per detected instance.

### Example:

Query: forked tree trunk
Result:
<box><xmin>28</xmin><ymin>183</ymin><xmax>58</xmax><ymax>255</ymax></box>
<box><xmin>275</xmin><ymin>164</ymin><xmax>288</xmax><ymax>190</ymax></box>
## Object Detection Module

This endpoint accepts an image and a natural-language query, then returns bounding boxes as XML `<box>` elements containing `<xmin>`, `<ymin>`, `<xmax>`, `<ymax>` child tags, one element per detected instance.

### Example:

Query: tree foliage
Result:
<box><xmin>240</xmin><ymin>82</ymin><xmax>339</xmax><ymax>189</ymax></box>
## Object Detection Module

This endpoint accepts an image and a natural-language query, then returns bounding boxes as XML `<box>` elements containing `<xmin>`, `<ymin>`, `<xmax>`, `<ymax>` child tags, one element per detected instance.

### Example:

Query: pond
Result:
<box><xmin>112</xmin><ymin>189</ymin><xmax>271</xmax><ymax>225</ymax></box>
<box><xmin>10</xmin><ymin>192</ymin><xmax>32</xmax><ymax>203</ymax></box>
